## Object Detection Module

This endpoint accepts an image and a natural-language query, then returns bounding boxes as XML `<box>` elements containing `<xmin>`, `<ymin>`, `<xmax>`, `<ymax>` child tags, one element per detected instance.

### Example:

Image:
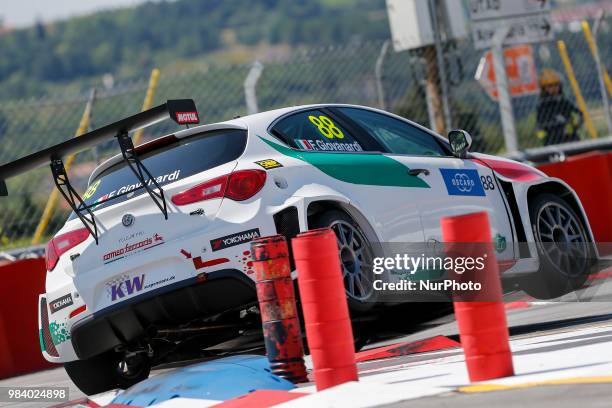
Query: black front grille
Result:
<box><xmin>40</xmin><ymin>298</ymin><xmax>58</xmax><ymax>357</ymax></box>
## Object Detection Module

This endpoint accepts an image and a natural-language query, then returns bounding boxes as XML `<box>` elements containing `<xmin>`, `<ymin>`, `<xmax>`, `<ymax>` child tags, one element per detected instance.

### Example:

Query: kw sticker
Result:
<box><xmin>439</xmin><ymin>169</ymin><xmax>485</xmax><ymax>197</ymax></box>
<box><xmin>259</xmin><ymin>136</ymin><xmax>430</xmax><ymax>188</ymax></box>
<box><xmin>106</xmin><ymin>274</ymin><xmax>145</xmax><ymax>301</ymax></box>
<box><xmin>255</xmin><ymin>159</ymin><xmax>283</xmax><ymax>170</ymax></box>
<box><xmin>210</xmin><ymin>228</ymin><xmax>261</xmax><ymax>252</ymax></box>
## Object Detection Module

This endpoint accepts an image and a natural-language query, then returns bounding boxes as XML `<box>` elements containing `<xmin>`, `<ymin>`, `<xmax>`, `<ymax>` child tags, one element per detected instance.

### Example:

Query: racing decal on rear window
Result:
<box><xmin>308</xmin><ymin>115</ymin><xmax>344</xmax><ymax>139</ymax></box>
<box><xmin>175</xmin><ymin>111</ymin><xmax>199</xmax><ymax>124</ymax></box>
<box><xmin>210</xmin><ymin>228</ymin><xmax>261</xmax><ymax>252</ymax></box>
<box><xmin>103</xmin><ymin>233</ymin><xmax>164</xmax><ymax>264</ymax></box>
<box><xmin>49</xmin><ymin>294</ymin><xmax>73</xmax><ymax>314</ymax></box>
<box><xmin>255</xmin><ymin>159</ymin><xmax>283</xmax><ymax>170</ymax></box>
<box><xmin>295</xmin><ymin>139</ymin><xmax>363</xmax><ymax>152</ymax></box>
<box><xmin>439</xmin><ymin>169</ymin><xmax>486</xmax><ymax>197</ymax></box>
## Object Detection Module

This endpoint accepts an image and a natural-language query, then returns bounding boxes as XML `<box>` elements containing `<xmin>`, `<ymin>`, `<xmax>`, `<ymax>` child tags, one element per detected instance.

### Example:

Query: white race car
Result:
<box><xmin>0</xmin><ymin>101</ymin><xmax>596</xmax><ymax>394</ymax></box>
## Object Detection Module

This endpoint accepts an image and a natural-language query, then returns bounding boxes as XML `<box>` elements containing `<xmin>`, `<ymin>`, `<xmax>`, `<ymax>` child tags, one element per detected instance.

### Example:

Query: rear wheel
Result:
<box><xmin>522</xmin><ymin>193</ymin><xmax>591</xmax><ymax>299</ymax></box>
<box><xmin>64</xmin><ymin>350</ymin><xmax>151</xmax><ymax>395</ymax></box>
<box><xmin>311</xmin><ymin>210</ymin><xmax>377</xmax><ymax>312</ymax></box>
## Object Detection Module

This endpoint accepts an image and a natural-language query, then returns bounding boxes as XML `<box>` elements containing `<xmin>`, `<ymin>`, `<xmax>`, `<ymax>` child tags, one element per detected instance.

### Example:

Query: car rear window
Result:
<box><xmin>69</xmin><ymin>129</ymin><xmax>246</xmax><ymax>218</ymax></box>
<box><xmin>271</xmin><ymin>109</ymin><xmax>365</xmax><ymax>152</ymax></box>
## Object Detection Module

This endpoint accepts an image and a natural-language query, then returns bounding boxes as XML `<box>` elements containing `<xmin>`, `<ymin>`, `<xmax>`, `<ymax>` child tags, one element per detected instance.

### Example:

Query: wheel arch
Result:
<box><xmin>306</xmin><ymin>199</ymin><xmax>381</xmax><ymax>244</ymax></box>
<box><xmin>526</xmin><ymin>180</ymin><xmax>595</xmax><ymax>244</ymax></box>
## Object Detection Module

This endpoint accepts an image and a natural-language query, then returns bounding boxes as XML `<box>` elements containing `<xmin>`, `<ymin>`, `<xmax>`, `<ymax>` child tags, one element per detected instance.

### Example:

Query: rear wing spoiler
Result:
<box><xmin>0</xmin><ymin>99</ymin><xmax>200</xmax><ymax>243</ymax></box>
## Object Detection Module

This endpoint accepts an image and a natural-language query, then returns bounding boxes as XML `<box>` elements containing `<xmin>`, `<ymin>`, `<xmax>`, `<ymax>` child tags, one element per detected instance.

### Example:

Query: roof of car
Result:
<box><xmin>88</xmin><ymin>104</ymin><xmax>444</xmax><ymax>184</ymax></box>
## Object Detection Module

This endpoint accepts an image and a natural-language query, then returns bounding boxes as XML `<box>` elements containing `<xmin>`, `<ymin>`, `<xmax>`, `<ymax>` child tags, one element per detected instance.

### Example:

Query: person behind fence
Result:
<box><xmin>535</xmin><ymin>69</ymin><xmax>583</xmax><ymax>146</ymax></box>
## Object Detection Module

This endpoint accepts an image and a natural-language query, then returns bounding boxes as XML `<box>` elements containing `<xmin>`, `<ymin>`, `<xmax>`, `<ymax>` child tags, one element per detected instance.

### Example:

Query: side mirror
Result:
<box><xmin>448</xmin><ymin>130</ymin><xmax>472</xmax><ymax>159</ymax></box>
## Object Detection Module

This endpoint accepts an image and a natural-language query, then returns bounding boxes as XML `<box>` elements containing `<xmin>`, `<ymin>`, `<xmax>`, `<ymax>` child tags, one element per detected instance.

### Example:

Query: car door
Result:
<box><xmin>269</xmin><ymin>107</ymin><xmax>427</xmax><ymax>244</ymax></box>
<box><xmin>333</xmin><ymin>107</ymin><xmax>515</xmax><ymax>262</ymax></box>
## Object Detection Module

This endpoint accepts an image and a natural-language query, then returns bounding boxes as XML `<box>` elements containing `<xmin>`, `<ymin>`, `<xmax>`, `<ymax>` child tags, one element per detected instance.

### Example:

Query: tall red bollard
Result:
<box><xmin>251</xmin><ymin>235</ymin><xmax>308</xmax><ymax>383</ymax></box>
<box><xmin>441</xmin><ymin>211</ymin><xmax>514</xmax><ymax>382</ymax></box>
<box><xmin>292</xmin><ymin>228</ymin><xmax>358</xmax><ymax>391</ymax></box>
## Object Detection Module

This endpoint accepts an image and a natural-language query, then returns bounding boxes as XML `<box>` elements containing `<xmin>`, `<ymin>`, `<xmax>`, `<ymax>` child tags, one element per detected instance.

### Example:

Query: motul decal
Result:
<box><xmin>210</xmin><ymin>228</ymin><xmax>260</xmax><ymax>252</ymax></box>
<box><xmin>175</xmin><ymin>111</ymin><xmax>199</xmax><ymax>124</ymax></box>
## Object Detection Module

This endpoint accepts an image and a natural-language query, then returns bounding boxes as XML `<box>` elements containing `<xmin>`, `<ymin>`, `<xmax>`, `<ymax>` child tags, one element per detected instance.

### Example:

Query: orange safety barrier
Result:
<box><xmin>537</xmin><ymin>151</ymin><xmax>612</xmax><ymax>252</ymax></box>
<box><xmin>441</xmin><ymin>211</ymin><xmax>514</xmax><ymax>382</ymax></box>
<box><xmin>0</xmin><ymin>258</ymin><xmax>57</xmax><ymax>379</ymax></box>
<box><xmin>292</xmin><ymin>228</ymin><xmax>358</xmax><ymax>391</ymax></box>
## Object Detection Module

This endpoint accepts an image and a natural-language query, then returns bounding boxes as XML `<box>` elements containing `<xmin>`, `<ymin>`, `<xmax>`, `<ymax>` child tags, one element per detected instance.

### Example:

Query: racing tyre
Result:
<box><xmin>522</xmin><ymin>193</ymin><xmax>592</xmax><ymax>299</ymax></box>
<box><xmin>312</xmin><ymin>210</ymin><xmax>378</xmax><ymax>312</ymax></box>
<box><xmin>64</xmin><ymin>350</ymin><xmax>151</xmax><ymax>395</ymax></box>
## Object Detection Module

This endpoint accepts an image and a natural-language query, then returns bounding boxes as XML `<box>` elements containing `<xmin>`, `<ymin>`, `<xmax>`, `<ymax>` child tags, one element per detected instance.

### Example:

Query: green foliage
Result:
<box><xmin>0</xmin><ymin>0</ymin><xmax>388</xmax><ymax>100</ymax></box>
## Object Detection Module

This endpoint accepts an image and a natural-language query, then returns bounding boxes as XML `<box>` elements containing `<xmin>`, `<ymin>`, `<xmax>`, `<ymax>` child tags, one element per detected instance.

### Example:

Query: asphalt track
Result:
<box><xmin>2</xmin><ymin>270</ymin><xmax>611</xmax><ymax>408</ymax></box>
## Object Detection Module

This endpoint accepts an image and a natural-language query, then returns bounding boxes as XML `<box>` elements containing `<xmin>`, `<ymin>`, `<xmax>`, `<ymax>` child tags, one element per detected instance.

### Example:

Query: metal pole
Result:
<box><xmin>31</xmin><ymin>89</ymin><xmax>97</xmax><ymax>245</ymax></box>
<box><xmin>583</xmin><ymin>16</ymin><xmax>612</xmax><ymax>135</ymax></box>
<box><xmin>429</xmin><ymin>0</ymin><xmax>452</xmax><ymax>132</ymax></box>
<box><xmin>133</xmin><ymin>68</ymin><xmax>161</xmax><ymax>146</ymax></box>
<box><xmin>558</xmin><ymin>40</ymin><xmax>598</xmax><ymax>139</ymax></box>
<box><xmin>491</xmin><ymin>27</ymin><xmax>518</xmax><ymax>154</ymax></box>
<box><xmin>244</xmin><ymin>61</ymin><xmax>264</xmax><ymax>115</ymax></box>
<box><xmin>375</xmin><ymin>40</ymin><xmax>390</xmax><ymax>110</ymax></box>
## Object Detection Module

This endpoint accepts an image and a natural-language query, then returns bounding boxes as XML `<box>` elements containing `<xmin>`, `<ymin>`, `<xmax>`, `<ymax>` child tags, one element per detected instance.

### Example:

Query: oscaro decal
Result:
<box><xmin>49</xmin><ymin>293</ymin><xmax>73</xmax><ymax>314</ymax></box>
<box><xmin>439</xmin><ymin>169</ymin><xmax>485</xmax><ymax>197</ymax></box>
<box><xmin>103</xmin><ymin>233</ymin><xmax>164</xmax><ymax>264</ymax></box>
<box><xmin>210</xmin><ymin>228</ymin><xmax>261</xmax><ymax>252</ymax></box>
<box><xmin>295</xmin><ymin>139</ymin><xmax>363</xmax><ymax>152</ymax></box>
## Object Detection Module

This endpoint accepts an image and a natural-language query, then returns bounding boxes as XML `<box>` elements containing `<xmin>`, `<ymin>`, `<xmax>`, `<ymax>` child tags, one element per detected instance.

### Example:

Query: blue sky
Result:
<box><xmin>0</xmin><ymin>0</ymin><xmax>155</xmax><ymax>27</ymax></box>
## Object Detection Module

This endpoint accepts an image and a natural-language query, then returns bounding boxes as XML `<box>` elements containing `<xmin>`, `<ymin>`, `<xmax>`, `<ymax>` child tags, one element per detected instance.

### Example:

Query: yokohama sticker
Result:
<box><xmin>49</xmin><ymin>293</ymin><xmax>73</xmax><ymax>314</ymax></box>
<box><xmin>210</xmin><ymin>228</ymin><xmax>260</xmax><ymax>251</ymax></box>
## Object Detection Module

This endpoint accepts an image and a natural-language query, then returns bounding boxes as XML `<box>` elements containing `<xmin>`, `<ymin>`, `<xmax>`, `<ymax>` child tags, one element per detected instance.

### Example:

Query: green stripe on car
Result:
<box><xmin>259</xmin><ymin>136</ymin><xmax>430</xmax><ymax>188</ymax></box>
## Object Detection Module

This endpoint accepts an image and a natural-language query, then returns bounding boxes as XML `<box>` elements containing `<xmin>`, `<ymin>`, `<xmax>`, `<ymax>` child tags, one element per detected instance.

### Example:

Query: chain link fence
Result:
<box><xmin>0</xmin><ymin>18</ymin><xmax>610</xmax><ymax>250</ymax></box>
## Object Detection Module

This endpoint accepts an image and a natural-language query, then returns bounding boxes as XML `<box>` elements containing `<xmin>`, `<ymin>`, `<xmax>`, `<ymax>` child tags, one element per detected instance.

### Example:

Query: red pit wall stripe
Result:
<box><xmin>355</xmin><ymin>335</ymin><xmax>460</xmax><ymax>363</ymax></box>
<box><xmin>210</xmin><ymin>390</ymin><xmax>308</xmax><ymax>408</ymax></box>
<box><xmin>505</xmin><ymin>301</ymin><xmax>532</xmax><ymax>311</ymax></box>
<box><xmin>48</xmin><ymin>398</ymin><xmax>101</xmax><ymax>408</ymax></box>
<box><xmin>193</xmin><ymin>257</ymin><xmax>229</xmax><ymax>270</ymax></box>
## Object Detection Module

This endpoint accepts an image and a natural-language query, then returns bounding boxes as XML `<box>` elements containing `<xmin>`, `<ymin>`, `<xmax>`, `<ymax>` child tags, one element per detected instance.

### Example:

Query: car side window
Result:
<box><xmin>336</xmin><ymin>108</ymin><xmax>448</xmax><ymax>157</ymax></box>
<box><xmin>271</xmin><ymin>109</ymin><xmax>367</xmax><ymax>152</ymax></box>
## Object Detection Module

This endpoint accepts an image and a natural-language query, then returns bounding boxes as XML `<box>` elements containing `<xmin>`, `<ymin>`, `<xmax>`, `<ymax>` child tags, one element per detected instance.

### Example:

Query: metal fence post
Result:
<box><xmin>491</xmin><ymin>27</ymin><xmax>519</xmax><ymax>154</ymax></box>
<box><xmin>31</xmin><ymin>89</ymin><xmax>97</xmax><ymax>245</ymax></box>
<box><xmin>375</xmin><ymin>40</ymin><xmax>390</xmax><ymax>110</ymax></box>
<box><xmin>582</xmin><ymin>18</ymin><xmax>612</xmax><ymax>136</ymax></box>
<box><xmin>244</xmin><ymin>61</ymin><xmax>264</xmax><ymax>115</ymax></box>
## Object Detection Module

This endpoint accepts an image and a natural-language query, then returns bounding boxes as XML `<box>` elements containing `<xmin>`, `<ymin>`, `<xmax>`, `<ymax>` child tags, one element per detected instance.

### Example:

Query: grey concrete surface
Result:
<box><xmin>1</xmin><ymin>274</ymin><xmax>611</xmax><ymax>407</ymax></box>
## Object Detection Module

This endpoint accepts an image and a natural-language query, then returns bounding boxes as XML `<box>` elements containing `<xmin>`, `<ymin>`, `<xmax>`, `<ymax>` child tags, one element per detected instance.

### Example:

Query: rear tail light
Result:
<box><xmin>172</xmin><ymin>169</ymin><xmax>266</xmax><ymax>206</ymax></box>
<box><xmin>46</xmin><ymin>228</ymin><xmax>90</xmax><ymax>271</ymax></box>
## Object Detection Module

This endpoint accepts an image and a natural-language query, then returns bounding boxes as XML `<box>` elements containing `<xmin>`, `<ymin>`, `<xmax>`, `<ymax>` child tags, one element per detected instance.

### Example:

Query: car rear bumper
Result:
<box><xmin>70</xmin><ymin>269</ymin><xmax>256</xmax><ymax>360</ymax></box>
